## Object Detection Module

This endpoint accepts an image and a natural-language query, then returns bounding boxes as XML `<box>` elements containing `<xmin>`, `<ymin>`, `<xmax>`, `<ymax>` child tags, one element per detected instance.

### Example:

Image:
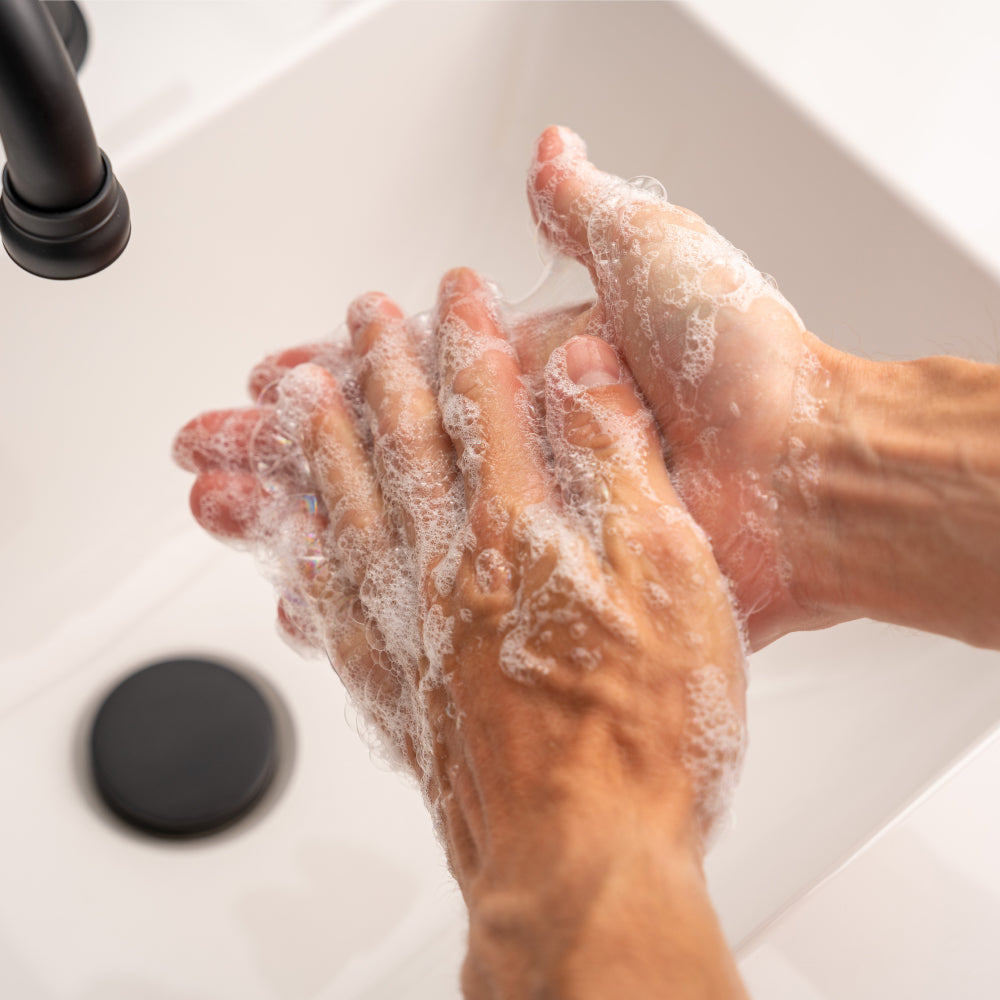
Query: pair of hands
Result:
<box><xmin>175</xmin><ymin>125</ymin><xmax>837</xmax><ymax>994</ymax></box>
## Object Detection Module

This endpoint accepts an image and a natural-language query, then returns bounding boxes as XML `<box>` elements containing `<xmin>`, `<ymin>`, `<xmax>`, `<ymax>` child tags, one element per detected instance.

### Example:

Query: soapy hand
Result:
<box><xmin>176</xmin><ymin>268</ymin><xmax>748</xmax><ymax>846</ymax></box>
<box><xmin>175</xmin><ymin>268</ymin><xmax>750</xmax><ymax>996</ymax></box>
<box><xmin>526</xmin><ymin>126</ymin><xmax>842</xmax><ymax>648</ymax></box>
<box><xmin>230</xmin><ymin>127</ymin><xmax>843</xmax><ymax>650</ymax></box>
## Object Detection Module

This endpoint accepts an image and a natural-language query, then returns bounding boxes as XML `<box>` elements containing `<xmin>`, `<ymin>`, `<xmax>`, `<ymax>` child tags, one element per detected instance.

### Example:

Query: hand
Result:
<box><xmin>175</xmin><ymin>268</ymin><xmax>750</xmax><ymax>996</ymax></box>
<box><xmin>527</xmin><ymin>126</ymin><xmax>846</xmax><ymax>648</ymax></box>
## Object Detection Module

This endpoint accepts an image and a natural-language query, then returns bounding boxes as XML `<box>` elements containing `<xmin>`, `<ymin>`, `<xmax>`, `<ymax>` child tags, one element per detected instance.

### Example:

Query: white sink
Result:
<box><xmin>2</xmin><ymin>3</ymin><xmax>999</xmax><ymax>997</ymax></box>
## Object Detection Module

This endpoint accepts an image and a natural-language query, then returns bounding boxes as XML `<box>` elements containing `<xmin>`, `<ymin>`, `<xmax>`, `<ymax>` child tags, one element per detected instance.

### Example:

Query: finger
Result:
<box><xmin>528</xmin><ymin>125</ymin><xmax>612</xmax><ymax>262</ymax></box>
<box><xmin>264</xmin><ymin>495</ymin><xmax>426</xmax><ymax>772</ymax></box>
<box><xmin>306</xmin><ymin>585</ymin><xmax>462</xmax><ymax>808</ymax></box>
<box><xmin>280</xmin><ymin>361</ymin><xmax>390</xmax><ymax>591</ymax></box>
<box><xmin>173</xmin><ymin>407</ymin><xmax>275</xmax><ymax>474</ymax></box>
<box><xmin>507</xmin><ymin>300</ymin><xmax>597</xmax><ymax>379</ymax></box>
<box><xmin>436</xmin><ymin>267</ymin><xmax>550</xmax><ymax>520</ymax></box>
<box><xmin>189</xmin><ymin>470</ymin><xmax>269</xmax><ymax>541</ymax></box>
<box><xmin>544</xmin><ymin>335</ymin><xmax>687</xmax><ymax>527</ymax></box>
<box><xmin>348</xmin><ymin>291</ymin><xmax>460</xmax><ymax>570</ymax></box>
<box><xmin>248</xmin><ymin>341</ymin><xmax>346</xmax><ymax>404</ymax></box>
<box><xmin>275</xmin><ymin>358</ymin><xmax>457</xmax><ymax>771</ymax></box>
<box><xmin>269</xmin><ymin>500</ymin><xmax>335</xmax><ymax>653</ymax></box>
<box><xmin>528</xmin><ymin>125</ymin><xmax>708</xmax><ymax>269</ymax></box>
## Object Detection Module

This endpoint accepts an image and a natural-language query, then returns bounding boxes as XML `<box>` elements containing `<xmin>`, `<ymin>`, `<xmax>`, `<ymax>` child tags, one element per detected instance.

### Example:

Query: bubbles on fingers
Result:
<box><xmin>543</xmin><ymin>338</ymin><xmax>660</xmax><ymax>546</ymax></box>
<box><xmin>189</xmin><ymin>471</ymin><xmax>268</xmax><ymax>548</ymax></box>
<box><xmin>248</xmin><ymin>407</ymin><xmax>306</xmax><ymax>486</ymax></box>
<box><xmin>172</xmin><ymin>408</ymin><xmax>262</xmax><ymax>474</ymax></box>
<box><xmin>354</xmin><ymin>312</ymin><xmax>464</xmax><ymax>573</ymax></box>
<box><xmin>527</xmin><ymin>125</ymin><xmax>593</xmax><ymax>256</ymax></box>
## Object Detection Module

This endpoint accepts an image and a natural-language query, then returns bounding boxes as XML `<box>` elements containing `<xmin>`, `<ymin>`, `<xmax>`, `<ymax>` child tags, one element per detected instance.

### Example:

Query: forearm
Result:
<box><xmin>784</xmin><ymin>343</ymin><xmax>1000</xmax><ymax>649</ymax></box>
<box><xmin>462</xmin><ymin>838</ymin><xmax>748</xmax><ymax>999</ymax></box>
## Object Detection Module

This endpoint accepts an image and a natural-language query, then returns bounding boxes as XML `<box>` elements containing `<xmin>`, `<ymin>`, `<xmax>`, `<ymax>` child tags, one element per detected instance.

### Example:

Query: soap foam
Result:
<box><xmin>532</xmin><ymin>129</ymin><xmax>830</xmax><ymax>636</ymax></box>
<box><xmin>681</xmin><ymin>662</ymin><xmax>747</xmax><ymax>846</ymax></box>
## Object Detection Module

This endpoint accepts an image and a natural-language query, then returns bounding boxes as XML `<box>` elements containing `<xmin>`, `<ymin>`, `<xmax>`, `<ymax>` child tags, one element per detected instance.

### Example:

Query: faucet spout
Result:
<box><xmin>0</xmin><ymin>0</ymin><xmax>130</xmax><ymax>278</ymax></box>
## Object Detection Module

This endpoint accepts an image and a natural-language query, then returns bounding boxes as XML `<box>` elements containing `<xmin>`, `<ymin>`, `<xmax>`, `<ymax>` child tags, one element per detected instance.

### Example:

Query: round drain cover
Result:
<box><xmin>90</xmin><ymin>658</ymin><xmax>277</xmax><ymax>837</ymax></box>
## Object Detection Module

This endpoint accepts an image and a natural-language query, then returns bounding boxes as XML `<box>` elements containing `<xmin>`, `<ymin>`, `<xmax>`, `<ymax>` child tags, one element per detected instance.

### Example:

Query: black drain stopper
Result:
<box><xmin>90</xmin><ymin>658</ymin><xmax>278</xmax><ymax>837</ymax></box>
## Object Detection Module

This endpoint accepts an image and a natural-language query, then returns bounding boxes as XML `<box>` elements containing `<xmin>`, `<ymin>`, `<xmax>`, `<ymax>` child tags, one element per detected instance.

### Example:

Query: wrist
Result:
<box><xmin>777</xmin><ymin>341</ymin><xmax>1000</xmax><ymax>647</ymax></box>
<box><xmin>463</xmin><ymin>831</ymin><xmax>743</xmax><ymax>999</ymax></box>
<box><xmin>772</xmin><ymin>338</ymin><xmax>866</xmax><ymax>624</ymax></box>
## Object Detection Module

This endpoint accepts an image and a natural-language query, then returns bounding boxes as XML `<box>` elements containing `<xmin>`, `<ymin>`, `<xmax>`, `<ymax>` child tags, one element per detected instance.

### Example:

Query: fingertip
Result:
<box><xmin>437</xmin><ymin>268</ymin><xmax>503</xmax><ymax>334</ymax></box>
<box><xmin>172</xmin><ymin>414</ymin><xmax>205</xmax><ymax>472</ymax></box>
<box><xmin>436</xmin><ymin>268</ymin><xmax>511</xmax><ymax>357</ymax></box>
<box><xmin>346</xmin><ymin>292</ymin><xmax>404</xmax><ymax>346</ymax></box>
<box><xmin>273</xmin><ymin>362</ymin><xmax>340</xmax><ymax>455</ymax></box>
<box><xmin>248</xmin><ymin>344</ymin><xmax>327</xmax><ymax>403</ymax></box>
<box><xmin>546</xmin><ymin>336</ymin><xmax>635</xmax><ymax>413</ymax></box>
<box><xmin>172</xmin><ymin>407</ymin><xmax>263</xmax><ymax>474</ymax></box>
<box><xmin>276</xmin><ymin>599</ymin><xmax>318</xmax><ymax>654</ymax></box>
<box><xmin>535</xmin><ymin>125</ymin><xmax>563</xmax><ymax>162</ymax></box>
<box><xmin>527</xmin><ymin>127</ymin><xmax>605</xmax><ymax>259</ymax></box>
<box><xmin>532</xmin><ymin>125</ymin><xmax>586</xmax><ymax>171</ymax></box>
<box><xmin>189</xmin><ymin>470</ymin><xmax>266</xmax><ymax>540</ymax></box>
<box><xmin>281</xmin><ymin>360</ymin><xmax>338</xmax><ymax>396</ymax></box>
<box><xmin>563</xmin><ymin>335</ymin><xmax>622</xmax><ymax>388</ymax></box>
<box><xmin>438</xmin><ymin>266</ymin><xmax>482</xmax><ymax>302</ymax></box>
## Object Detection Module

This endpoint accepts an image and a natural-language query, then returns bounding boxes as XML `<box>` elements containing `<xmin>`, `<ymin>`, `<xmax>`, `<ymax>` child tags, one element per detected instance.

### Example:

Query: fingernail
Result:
<box><xmin>437</xmin><ymin>268</ymin><xmax>481</xmax><ymax>318</ymax></box>
<box><xmin>564</xmin><ymin>337</ymin><xmax>620</xmax><ymax>387</ymax></box>
<box><xmin>346</xmin><ymin>292</ymin><xmax>397</xmax><ymax>345</ymax></box>
<box><xmin>536</xmin><ymin>125</ymin><xmax>585</xmax><ymax>163</ymax></box>
<box><xmin>274</xmin><ymin>363</ymin><xmax>335</xmax><ymax>445</ymax></box>
<box><xmin>439</xmin><ymin>266</ymin><xmax>480</xmax><ymax>299</ymax></box>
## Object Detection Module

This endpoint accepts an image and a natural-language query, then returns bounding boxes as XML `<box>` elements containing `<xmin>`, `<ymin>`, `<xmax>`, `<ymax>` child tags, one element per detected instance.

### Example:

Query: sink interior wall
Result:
<box><xmin>1</xmin><ymin>0</ymin><xmax>999</xmax><ymax>975</ymax></box>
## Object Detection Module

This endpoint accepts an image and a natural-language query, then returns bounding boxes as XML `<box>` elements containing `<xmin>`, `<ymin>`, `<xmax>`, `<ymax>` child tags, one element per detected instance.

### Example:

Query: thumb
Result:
<box><xmin>528</xmin><ymin>126</ymin><xmax>711</xmax><ymax>278</ymax></box>
<box><xmin>528</xmin><ymin>126</ymin><xmax>618</xmax><ymax>264</ymax></box>
<box><xmin>544</xmin><ymin>334</ymin><xmax>683</xmax><ymax>519</ymax></box>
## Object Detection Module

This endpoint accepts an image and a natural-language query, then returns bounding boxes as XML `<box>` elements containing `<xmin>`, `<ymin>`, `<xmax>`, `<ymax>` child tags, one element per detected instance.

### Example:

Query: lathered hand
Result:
<box><xmin>175</xmin><ymin>268</ymin><xmax>751</xmax><ymax>998</ymax></box>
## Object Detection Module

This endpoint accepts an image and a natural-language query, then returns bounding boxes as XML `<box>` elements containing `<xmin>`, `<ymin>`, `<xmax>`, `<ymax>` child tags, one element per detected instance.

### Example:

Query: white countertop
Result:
<box><xmin>69</xmin><ymin>3</ymin><xmax>1000</xmax><ymax>996</ymax></box>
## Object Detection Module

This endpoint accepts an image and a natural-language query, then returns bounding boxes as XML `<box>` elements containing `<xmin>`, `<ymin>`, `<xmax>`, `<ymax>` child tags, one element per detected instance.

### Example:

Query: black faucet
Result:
<box><xmin>0</xmin><ymin>0</ymin><xmax>129</xmax><ymax>279</ymax></box>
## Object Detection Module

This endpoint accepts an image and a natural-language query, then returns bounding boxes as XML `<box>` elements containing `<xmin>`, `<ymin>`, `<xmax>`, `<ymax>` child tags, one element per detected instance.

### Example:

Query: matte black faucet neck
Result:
<box><xmin>0</xmin><ymin>0</ymin><xmax>130</xmax><ymax>278</ymax></box>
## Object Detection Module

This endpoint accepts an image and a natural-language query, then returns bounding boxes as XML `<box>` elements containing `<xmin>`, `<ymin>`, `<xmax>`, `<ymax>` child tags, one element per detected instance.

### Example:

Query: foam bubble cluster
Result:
<box><xmin>682</xmin><ymin>663</ymin><xmax>746</xmax><ymax>847</ymax></box>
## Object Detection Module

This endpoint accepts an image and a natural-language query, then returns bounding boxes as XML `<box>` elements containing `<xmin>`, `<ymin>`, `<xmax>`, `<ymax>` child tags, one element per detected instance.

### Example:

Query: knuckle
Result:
<box><xmin>450</xmin><ymin>347</ymin><xmax>519</xmax><ymax>404</ymax></box>
<box><xmin>558</xmin><ymin>385</ymin><xmax>642</xmax><ymax>451</ymax></box>
<box><xmin>561</xmin><ymin>406</ymin><xmax>616</xmax><ymax>451</ymax></box>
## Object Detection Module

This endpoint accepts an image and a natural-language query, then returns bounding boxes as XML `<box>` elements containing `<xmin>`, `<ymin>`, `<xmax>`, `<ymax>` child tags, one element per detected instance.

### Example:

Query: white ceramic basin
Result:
<box><xmin>2</xmin><ymin>3</ymin><xmax>999</xmax><ymax>997</ymax></box>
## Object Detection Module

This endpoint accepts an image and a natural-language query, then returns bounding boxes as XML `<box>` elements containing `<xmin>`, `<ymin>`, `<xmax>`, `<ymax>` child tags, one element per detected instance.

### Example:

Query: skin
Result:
<box><xmin>189</xmin><ymin>126</ymin><xmax>1000</xmax><ymax>653</ymax></box>
<box><xmin>177</xmin><ymin>270</ymin><xmax>750</xmax><ymax>998</ymax></box>
<box><xmin>174</xmin><ymin>126</ymin><xmax>1000</xmax><ymax>996</ymax></box>
<box><xmin>522</xmin><ymin>126</ymin><xmax>1000</xmax><ymax>650</ymax></box>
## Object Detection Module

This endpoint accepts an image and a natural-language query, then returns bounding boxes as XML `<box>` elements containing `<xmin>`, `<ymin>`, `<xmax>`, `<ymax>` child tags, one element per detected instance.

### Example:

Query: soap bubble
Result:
<box><xmin>627</xmin><ymin>174</ymin><xmax>668</xmax><ymax>201</ymax></box>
